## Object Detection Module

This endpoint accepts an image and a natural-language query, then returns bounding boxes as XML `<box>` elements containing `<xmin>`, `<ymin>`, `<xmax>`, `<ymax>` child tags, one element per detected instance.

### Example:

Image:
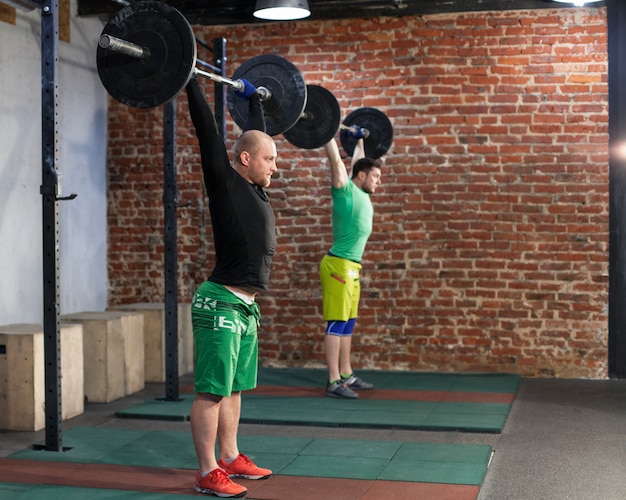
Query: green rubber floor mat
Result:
<box><xmin>116</xmin><ymin>394</ymin><xmax>195</xmax><ymax>421</ymax></box>
<box><xmin>116</xmin><ymin>395</ymin><xmax>511</xmax><ymax>432</ymax></box>
<box><xmin>241</xmin><ymin>395</ymin><xmax>510</xmax><ymax>432</ymax></box>
<box><xmin>116</xmin><ymin>369</ymin><xmax>518</xmax><ymax>432</ymax></box>
<box><xmin>0</xmin><ymin>482</ymin><xmax>193</xmax><ymax>499</ymax></box>
<box><xmin>8</xmin><ymin>426</ymin><xmax>492</xmax><ymax>486</ymax></box>
<box><xmin>256</xmin><ymin>368</ymin><xmax>521</xmax><ymax>393</ymax></box>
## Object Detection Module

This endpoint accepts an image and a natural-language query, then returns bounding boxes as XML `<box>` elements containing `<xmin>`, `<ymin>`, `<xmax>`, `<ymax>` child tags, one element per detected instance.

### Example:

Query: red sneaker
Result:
<box><xmin>195</xmin><ymin>469</ymin><xmax>247</xmax><ymax>497</ymax></box>
<box><xmin>218</xmin><ymin>453</ymin><xmax>272</xmax><ymax>480</ymax></box>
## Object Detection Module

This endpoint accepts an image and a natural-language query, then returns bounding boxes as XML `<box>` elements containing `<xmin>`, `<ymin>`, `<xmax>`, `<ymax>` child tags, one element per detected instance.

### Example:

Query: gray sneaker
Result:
<box><xmin>325</xmin><ymin>380</ymin><xmax>359</xmax><ymax>399</ymax></box>
<box><xmin>342</xmin><ymin>374</ymin><xmax>374</xmax><ymax>390</ymax></box>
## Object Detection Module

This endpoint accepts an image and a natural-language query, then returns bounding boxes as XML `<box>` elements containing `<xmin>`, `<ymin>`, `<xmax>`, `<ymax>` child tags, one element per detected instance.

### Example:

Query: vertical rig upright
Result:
<box><xmin>608</xmin><ymin>0</ymin><xmax>626</xmax><ymax>378</ymax></box>
<box><xmin>161</xmin><ymin>37</ymin><xmax>228</xmax><ymax>401</ymax></box>
<box><xmin>40</xmin><ymin>0</ymin><xmax>63</xmax><ymax>451</ymax></box>
<box><xmin>163</xmin><ymin>98</ymin><xmax>180</xmax><ymax>402</ymax></box>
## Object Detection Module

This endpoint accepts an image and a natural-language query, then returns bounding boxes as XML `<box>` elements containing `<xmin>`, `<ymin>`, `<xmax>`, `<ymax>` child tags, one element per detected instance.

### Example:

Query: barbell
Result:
<box><xmin>282</xmin><ymin>84</ymin><xmax>393</xmax><ymax>158</ymax></box>
<box><xmin>96</xmin><ymin>0</ymin><xmax>306</xmax><ymax>136</ymax></box>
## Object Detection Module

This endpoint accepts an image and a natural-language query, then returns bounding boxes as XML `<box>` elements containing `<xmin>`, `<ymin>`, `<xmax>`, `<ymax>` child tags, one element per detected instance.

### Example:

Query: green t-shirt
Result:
<box><xmin>329</xmin><ymin>180</ymin><xmax>373</xmax><ymax>262</ymax></box>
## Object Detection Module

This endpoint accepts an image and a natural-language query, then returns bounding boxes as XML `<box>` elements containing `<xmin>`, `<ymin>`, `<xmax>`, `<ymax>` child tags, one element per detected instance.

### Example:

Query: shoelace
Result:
<box><xmin>237</xmin><ymin>454</ymin><xmax>254</xmax><ymax>469</ymax></box>
<box><xmin>213</xmin><ymin>468</ymin><xmax>232</xmax><ymax>484</ymax></box>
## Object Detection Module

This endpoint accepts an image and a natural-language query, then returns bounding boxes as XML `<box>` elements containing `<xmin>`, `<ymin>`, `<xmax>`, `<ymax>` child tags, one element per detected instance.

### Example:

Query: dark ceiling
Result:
<box><xmin>78</xmin><ymin>0</ymin><xmax>605</xmax><ymax>25</ymax></box>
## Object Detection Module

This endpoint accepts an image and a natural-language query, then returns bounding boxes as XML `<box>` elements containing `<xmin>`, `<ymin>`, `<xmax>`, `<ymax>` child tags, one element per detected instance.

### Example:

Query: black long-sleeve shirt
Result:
<box><xmin>186</xmin><ymin>78</ymin><xmax>275</xmax><ymax>290</ymax></box>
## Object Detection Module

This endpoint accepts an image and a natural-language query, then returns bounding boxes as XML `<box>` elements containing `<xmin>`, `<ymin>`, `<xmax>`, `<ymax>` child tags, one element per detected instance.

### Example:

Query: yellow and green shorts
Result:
<box><xmin>319</xmin><ymin>254</ymin><xmax>362</xmax><ymax>322</ymax></box>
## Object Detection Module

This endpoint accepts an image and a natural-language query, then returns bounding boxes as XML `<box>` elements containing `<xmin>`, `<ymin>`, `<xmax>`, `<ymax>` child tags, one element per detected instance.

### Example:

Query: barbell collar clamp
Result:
<box><xmin>256</xmin><ymin>86</ymin><xmax>271</xmax><ymax>102</ymax></box>
<box><xmin>99</xmin><ymin>34</ymin><xmax>149</xmax><ymax>60</ymax></box>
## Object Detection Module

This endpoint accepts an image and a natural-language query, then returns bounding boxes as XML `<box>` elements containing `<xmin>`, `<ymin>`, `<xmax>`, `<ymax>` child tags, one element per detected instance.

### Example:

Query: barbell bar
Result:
<box><xmin>96</xmin><ymin>1</ymin><xmax>306</xmax><ymax>136</ymax></box>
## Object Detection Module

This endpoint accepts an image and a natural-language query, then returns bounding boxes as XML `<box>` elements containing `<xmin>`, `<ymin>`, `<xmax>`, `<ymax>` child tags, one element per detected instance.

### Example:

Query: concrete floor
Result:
<box><xmin>1</xmin><ymin>376</ymin><xmax>625</xmax><ymax>499</ymax></box>
<box><xmin>479</xmin><ymin>378</ymin><xmax>626</xmax><ymax>500</ymax></box>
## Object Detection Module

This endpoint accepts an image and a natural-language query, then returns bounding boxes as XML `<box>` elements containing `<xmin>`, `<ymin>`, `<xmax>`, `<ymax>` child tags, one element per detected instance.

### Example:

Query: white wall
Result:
<box><xmin>0</xmin><ymin>1</ymin><xmax>109</xmax><ymax>325</ymax></box>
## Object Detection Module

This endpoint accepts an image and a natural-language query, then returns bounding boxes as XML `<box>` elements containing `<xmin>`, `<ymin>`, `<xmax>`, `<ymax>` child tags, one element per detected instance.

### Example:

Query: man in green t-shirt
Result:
<box><xmin>319</xmin><ymin>133</ymin><xmax>382</xmax><ymax>399</ymax></box>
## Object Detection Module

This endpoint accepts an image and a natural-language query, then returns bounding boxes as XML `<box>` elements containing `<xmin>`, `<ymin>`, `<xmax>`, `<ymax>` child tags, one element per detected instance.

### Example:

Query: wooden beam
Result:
<box><xmin>60</xmin><ymin>0</ymin><xmax>70</xmax><ymax>42</ymax></box>
<box><xmin>0</xmin><ymin>2</ymin><xmax>16</xmax><ymax>25</ymax></box>
<box><xmin>76</xmin><ymin>0</ymin><xmax>606</xmax><ymax>25</ymax></box>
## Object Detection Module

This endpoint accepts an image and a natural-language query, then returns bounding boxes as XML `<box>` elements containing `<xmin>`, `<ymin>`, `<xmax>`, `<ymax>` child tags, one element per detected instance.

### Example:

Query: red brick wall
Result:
<box><xmin>107</xmin><ymin>8</ymin><xmax>609</xmax><ymax>378</ymax></box>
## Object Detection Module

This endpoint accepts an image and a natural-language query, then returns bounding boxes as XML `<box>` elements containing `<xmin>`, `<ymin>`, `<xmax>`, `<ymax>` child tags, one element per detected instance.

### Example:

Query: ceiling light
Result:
<box><xmin>254</xmin><ymin>0</ymin><xmax>311</xmax><ymax>21</ymax></box>
<box><xmin>551</xmin><ymin>0</ymin><xmax>603</xmax><ymax>6</ymax></box>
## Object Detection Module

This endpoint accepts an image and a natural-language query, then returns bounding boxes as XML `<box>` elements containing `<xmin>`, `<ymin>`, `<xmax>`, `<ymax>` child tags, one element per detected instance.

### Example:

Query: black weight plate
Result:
<box><xmin>97</xmin><ymin>1</ymin><xmax>196</xmax><ymax>108</ymax></box>
<box><xmin>227</xmin><ymin>54</ymin><xmax>307</xmax><ymax>136</ymax></box>
<box><xmin>340</xmin><ymin>107</ymin><xmax>393</xmax><ymax>159</ymax></box>
<box><xmin>283</xmin><ymin>85</ymin><xmax>340</xmax><ymax>149</ymax></box>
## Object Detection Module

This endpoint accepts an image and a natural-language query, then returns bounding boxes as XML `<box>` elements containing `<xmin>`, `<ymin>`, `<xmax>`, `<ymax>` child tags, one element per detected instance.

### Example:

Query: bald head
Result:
<box><xmin>234</xmin><ymin>130</ymin><xmax>272</xmax><ymax>165</ymax></box>
<box><xmin>233</xmin><ymin>130</ymin><xmax>277</xmax><ymax>187</ymax></box>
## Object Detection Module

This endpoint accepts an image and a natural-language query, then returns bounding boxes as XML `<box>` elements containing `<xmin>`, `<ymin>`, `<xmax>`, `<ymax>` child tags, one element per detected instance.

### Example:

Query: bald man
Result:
<box><xmin>186</xmin><ymin>77</ymin><xmax>276</xmax><ymax>498</ymax></box>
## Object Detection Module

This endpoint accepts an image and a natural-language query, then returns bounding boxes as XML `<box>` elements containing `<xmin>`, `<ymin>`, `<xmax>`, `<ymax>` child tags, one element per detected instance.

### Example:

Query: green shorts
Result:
<box><xmin>319</xmin><ymin>254</ymin><xmax>362</xmax><ymax>321</ymax></box>
<box><xmin>191</xmin><ymin>280</ymin><xmax>261</xmax><ymax>396</ymax></box>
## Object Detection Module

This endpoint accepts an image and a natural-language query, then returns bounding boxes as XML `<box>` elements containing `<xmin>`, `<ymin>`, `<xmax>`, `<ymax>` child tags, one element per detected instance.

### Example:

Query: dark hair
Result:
<box><xmin>351</xmin><ymin>157</ymin><xmax>381</xmax><ymax>179</ymax></box>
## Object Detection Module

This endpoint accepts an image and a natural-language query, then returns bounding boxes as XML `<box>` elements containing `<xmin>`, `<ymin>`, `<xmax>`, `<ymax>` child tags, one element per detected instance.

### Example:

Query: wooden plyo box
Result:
<box><xmin>0</xmin><ymin>323</ymin><xmax>84</xmax><ymax>431</ymax></box>
<box><xmin>61</xmin><ymin>311</ymin><xmax>145</xmax><ymax>403</ymax></box>
<box><xmin>109</xmin><ymin>303</ymin><xmax>193</xmax><ymax>383</ymax></box>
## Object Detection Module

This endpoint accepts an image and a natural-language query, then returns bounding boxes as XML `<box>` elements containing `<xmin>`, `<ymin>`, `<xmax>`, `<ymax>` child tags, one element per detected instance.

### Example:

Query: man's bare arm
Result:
<box><xmin>325</xmin><ymin>138</ymin><xmax>348</xmax><ymax>189</ymax></box>
<box><xmin>350</xmin><ymin>138</ymin><xmax>365</xmax><ymax>170</ymax></box>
